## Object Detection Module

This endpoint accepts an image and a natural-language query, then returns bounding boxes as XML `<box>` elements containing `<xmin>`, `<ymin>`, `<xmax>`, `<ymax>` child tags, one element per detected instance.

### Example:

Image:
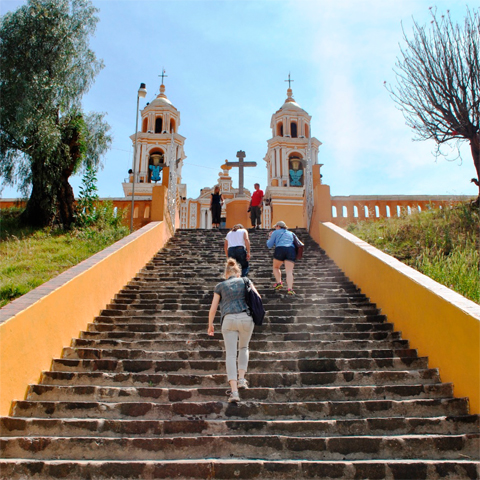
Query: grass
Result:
<box><xmin>346</xmin><ymin>201</ymin><xmax>480</xmax><ymax>304</ymax></box>
<box><xmin>0</xmin><ymin>206</ymin><xmax>129</xmax><ymax>308</ymax></box>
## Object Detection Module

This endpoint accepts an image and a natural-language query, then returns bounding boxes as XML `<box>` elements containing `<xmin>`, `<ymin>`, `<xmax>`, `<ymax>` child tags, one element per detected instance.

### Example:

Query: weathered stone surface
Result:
<box><xmin>0</xmin><ymin>229</ymin><xmax>478</xmax><ymax>478</ymax></box>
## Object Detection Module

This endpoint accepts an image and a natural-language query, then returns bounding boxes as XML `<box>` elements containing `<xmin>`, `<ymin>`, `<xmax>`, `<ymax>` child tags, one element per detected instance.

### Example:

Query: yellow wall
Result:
<box><xmin>0</xmin><ymin>221</ymin><xmax>172</xmax><ymax>416</ymax></box>
<box><xmin>311</xmin><ymin>221</ymin><xmax>480</xmax><ymax>414</ymax></box>
<box><xmin>272</xmin><ymin>203</ymin><xmax>305</xmax><ymax>229</ymax></box>
<box><xmin>151</xmin><ymin>185</ymin><xmax>167</xmax><ymax>221</ymax></box>
<box><xmin>225</xmin><ymin>199</ymin><xmax>250</xmax><ymax>229</ymax></box>
<box><xmin>308</xmin><ymin>184</ymin><xmax>332</xmax><ymax>240</ymax></box>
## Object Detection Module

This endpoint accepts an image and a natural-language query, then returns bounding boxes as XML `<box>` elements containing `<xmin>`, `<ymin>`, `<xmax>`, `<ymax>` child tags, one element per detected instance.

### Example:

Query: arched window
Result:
<box><xmin>277</xmin><ymin>122</ymin><xmax>283</xmax><ymax>137</ymax></box>
<box><xmin>305</xmin><ymin>124</ymin><xmax>309</xmax><ymax>138</ymax></box>
<box><xmin>155</xmin><ymin>117</ymin><xmax>163</xmax><ymax>134</ymax></box>
<box><xmin>142</xmin><ymin>118</ymin><xmax>148</xmax><ymax>133</ymax></box>
<box><xmin>291</xmin><ymin>122</ymin><xmax>297</xmax><ymax>137</ymax></box>
<box><xmin>170</xmin><ymin>119</ymin><xmax>176</xmax><ymax>133</ymax></box>
<box><xmin>342</xmin><ymin>206</ymin><xmax>348</xmax><ymax>218</ymax></box>
<box><xmin>332</xmin><ymin>206</ymin><xmax>337</xmax><ymax>218</ymax></box>
<box><xmin>353</xmin><ymin>206</ymin><xmax>359</xmax><ymax>218</ymax></box>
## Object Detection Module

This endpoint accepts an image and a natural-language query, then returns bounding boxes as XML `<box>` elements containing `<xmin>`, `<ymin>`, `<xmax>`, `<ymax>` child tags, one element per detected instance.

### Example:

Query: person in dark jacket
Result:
<box><xmin>210</xmin><ymin>186</ymin><xmax>223</xmax><ymax>228</ymax></box>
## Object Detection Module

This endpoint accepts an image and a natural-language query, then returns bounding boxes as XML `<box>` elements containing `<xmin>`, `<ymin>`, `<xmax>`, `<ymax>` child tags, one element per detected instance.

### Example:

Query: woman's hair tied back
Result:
<box><xmin>224</xmin><ymin>258</ymin><xmax>241</xmax><ymax>278</ymax></box>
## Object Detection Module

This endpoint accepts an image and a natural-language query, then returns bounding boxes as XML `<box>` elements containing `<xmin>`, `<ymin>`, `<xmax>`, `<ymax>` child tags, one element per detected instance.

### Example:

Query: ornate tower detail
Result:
<box><xmin>263</xmin><ymin>81</ymin><xmax>322</xmax><ymax>228</ymax></box>
<box><xmin>123</xmin><ymin>81</ymin><xmax>187</xmax><ymax>198</ymax></box>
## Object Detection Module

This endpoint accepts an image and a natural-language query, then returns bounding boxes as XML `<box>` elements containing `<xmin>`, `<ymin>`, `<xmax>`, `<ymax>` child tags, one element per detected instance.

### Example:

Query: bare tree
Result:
<box><xmin>387</xmin><ymin>7</ymin><xmax>480</xmax><ymax>197</ymax></box>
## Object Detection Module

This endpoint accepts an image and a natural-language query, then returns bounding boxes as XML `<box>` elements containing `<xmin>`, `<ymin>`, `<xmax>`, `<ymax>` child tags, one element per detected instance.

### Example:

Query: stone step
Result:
<box><xmin>40</xmin><ymin>369</ymin><xmax>441</xmax><ymax>388</ymax></box>
<box><xmin>78</xmin><ymin>330</ymin><xmax>405</xmax><ymax>342</ymax></box>
<box><xmin>84</xmin><ymin>323</ymin><xmax>396</xmax><ymax>337</ymax></box>
<box><xmin>62</xmin><ymin>347</ymin><xmax>417</xmax><ymax>361</ymax></box>
<box><xmin>2</xmin><ymin>415</ymin><xmax>478</xmax><ymax>438</ymax></box>
<box><xmin>108</xmin><ymin>298</ymin><xmax>373</xmax><ymax>309</ymax></box>
<box><xmin>71</xmin><ymin>338</ymin><xmax>411</xmax><ymax>351</ymax></box>
<box><xmin>24</xmin><ymin>383</ymin><xmax>454</xmax><ymax>404</ymax></box>
<box><xmin>50</xmin><ymin>357</ymin><xmax>430</xmax><ymax>374</ymax></box>
<box><xmin>10</xmin><ymin>397</ymin><xmax>469</xmax><ymax>420</ymax></box>
<box><xmin>86</xmin><ymin>322</ymin><xmax>394</xmax><ymax>335</ymax></box>
<box><xmin>2</xmin><ymin>433</ymin><xmax>478</xmax><ymax>461</ymax></box>
<box><xmin>1</xmin><ymin>458</ymin><xmax>479</xmax><ymax>480</ymax></box>
<box><xmin>93</xmin><ymin>311</ymin><xmax>383</xmax><ymax>323</ymax></box>
<box><xmin>122</xmin><ymin>283</ymin><xmax>359</xmax><ymax>292</ymax></box>
<box><xmin>93</xmin><ymin>314</ymin><xmax>387</xmax><ymax>325</ymax></box>
<box><xmin>98</xmin><ymin>304</ymin><xmax>380</xmax><ymax>316</ymax></box>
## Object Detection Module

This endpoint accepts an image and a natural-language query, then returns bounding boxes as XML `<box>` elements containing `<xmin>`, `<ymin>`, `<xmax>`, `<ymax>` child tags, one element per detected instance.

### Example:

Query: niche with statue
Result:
<box><xmin>148</xmin><ymin>151</ymin><xmax>165</xmax><ymax>183</ymax></box>
<box><xmin>289</xmin><ymin>155</ymin><xmax>304</xmax><ymax>187</ymax></box>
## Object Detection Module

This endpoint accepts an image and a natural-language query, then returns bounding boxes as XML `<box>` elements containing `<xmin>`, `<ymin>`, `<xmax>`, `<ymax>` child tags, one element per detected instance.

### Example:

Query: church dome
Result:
<box><xmin>279</xmin><ymin>88</ymin><xmax>307</xmax><ymax>114</ymax></box>
<box><xmin>146</xmin><ymin>84</ymin><xmax>176</xmax><ymax>110</ymax></box>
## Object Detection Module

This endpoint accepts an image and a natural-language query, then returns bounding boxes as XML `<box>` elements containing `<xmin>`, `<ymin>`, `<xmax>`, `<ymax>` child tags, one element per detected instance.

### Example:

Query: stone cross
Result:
<box><xmin>226</xmin><ymin>150</ymin><xmax>257</xmax><ymax>196</ymax></box>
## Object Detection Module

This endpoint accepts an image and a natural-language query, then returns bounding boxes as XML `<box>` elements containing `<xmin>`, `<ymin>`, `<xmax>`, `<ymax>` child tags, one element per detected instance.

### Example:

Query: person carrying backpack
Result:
<box><xmin>207</xmin><ymin>258</ymin><xmax>261</xmax><ymax>403</ymax></box>
<box><xmin>266</xmin><ymin>220</ymin><xmax>297</xmax><ymax>295</ymax></box>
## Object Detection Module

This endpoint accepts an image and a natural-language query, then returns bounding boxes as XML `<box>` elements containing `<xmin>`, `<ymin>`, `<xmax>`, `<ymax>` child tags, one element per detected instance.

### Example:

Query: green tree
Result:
<box><xmin>0</xmin><ymin>0</ymin><xmax>111</xmax><ymax>227</ymax></box>
<box><xmin>387</xmin><ymin>7</ymin><xmax>480</xmax><ymax>197</ymax></box>
<box><xmin>76</xmin><ymin>163</ymin><xmax>99</xmax><ymax>226</ymax></box>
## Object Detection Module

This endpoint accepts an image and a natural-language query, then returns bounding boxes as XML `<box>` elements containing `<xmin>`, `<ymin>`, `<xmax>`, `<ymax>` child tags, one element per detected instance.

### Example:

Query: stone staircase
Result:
<box><xmin>1</xmin><ymin>228</ymin><xmax>479</xmax><ymax>479</ymax></box>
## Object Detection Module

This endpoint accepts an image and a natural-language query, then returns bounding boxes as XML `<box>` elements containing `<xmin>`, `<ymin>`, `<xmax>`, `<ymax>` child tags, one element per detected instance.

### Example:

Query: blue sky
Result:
<box><xmin>1</xmin><ymin>0</ymin><xmax>477</xmax><ymax>200</ymax></box>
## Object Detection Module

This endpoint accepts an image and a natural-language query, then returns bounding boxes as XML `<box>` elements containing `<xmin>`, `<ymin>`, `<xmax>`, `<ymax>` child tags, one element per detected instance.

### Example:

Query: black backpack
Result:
<box><xmin>242</xmin><ymin>278</ymin><xmax>265</xmax><ymax>326</ymax></box>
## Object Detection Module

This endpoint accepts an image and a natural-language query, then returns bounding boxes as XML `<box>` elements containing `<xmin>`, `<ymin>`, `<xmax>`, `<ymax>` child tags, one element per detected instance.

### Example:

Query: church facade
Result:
<box><xmin>121</xmin><ymin>80</ymin><xmax>472</xmax><ymax>231</ymax></box>
<box><xmin>123</xmin><ymin>80</ymin><xmax>321</xmax><ymax>230</ymax></box>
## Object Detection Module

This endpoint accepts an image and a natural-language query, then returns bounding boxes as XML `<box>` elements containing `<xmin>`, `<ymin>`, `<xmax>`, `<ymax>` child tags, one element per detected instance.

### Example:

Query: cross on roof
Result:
<box><xmin>159</xmin><ymin>69</ymin><xmax>168</xmax><ymax>85</ymax></box>
<box><xmin>285</xmin><ymin>72</ymin><xmax>294</xmax><ymax>89</ymax></box>
<box><xmin>226</xmin><ymin>150</ymin><xmax>257</xmax><ymax>196</ymax></box>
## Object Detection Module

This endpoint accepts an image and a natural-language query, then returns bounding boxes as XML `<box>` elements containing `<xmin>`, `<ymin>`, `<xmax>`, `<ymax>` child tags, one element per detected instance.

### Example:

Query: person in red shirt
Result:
<box><xmin>249</xmin><ymin>183</ymin><xmax>264</xmax><ymax>229</ymax></box>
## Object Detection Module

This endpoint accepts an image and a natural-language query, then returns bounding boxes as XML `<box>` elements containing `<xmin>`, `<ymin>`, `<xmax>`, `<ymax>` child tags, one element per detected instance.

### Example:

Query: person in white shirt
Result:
<box><xmin>224</xmin><ymin>224</ymin><xmax>251</xmax><ymax>277</ymax></box>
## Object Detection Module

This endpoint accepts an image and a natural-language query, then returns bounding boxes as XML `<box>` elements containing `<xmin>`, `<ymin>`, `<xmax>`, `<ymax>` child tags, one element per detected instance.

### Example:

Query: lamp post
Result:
<box><xmin>130</xmin><ymin>83</ymin><xmax>147</xmax><ymax>232</ymax></box>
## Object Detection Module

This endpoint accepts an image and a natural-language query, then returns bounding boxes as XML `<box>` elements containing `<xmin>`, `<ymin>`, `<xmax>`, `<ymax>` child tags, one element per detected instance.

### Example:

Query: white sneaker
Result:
<box><xmin>227</xmin><ymin>390</ymin><xmax>240</xmax><ymax>403</ymax></box>
<box><xmin>238</xmin><ymin>378</ymin><xmax>248</xmax><ymax>389</ymax></box>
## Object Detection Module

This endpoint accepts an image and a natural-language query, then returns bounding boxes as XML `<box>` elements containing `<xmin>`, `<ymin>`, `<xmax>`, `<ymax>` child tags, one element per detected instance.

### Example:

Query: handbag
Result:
<box><xmin>293</xmin><ymin>234</ymin><xmax>304</xmax><ymax>260</ymax></box>
<box><xmin>242</xmin><ymin>278</ymin><xmax>265</xmax><ymax>326</ymax></box>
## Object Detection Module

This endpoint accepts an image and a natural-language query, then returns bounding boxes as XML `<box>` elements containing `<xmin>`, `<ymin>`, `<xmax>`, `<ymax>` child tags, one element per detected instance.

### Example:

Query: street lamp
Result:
<box><xmin>130</xmin><ymin>83</ymin><xmax>147</xmax><ymax>232</ymax></box>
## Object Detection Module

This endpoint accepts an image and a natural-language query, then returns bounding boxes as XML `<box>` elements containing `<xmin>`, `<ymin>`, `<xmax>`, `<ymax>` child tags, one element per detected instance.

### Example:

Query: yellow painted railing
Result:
<box><xmin>310</xmin><ymin>221</ymin><xmax>480</xmax><ymax>414</ymax></box>
<box><xmin>0</xmin><ymin>221</ymin><xmax>172</xmax><ymax>416</ymax></box>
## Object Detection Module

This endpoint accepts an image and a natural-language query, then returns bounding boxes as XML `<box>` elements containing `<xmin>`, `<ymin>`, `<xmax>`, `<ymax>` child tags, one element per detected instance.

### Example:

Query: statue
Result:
<box><xmin>289</xmin><ymin>169</ymin><xmax>303</xmax><ymax>186</ymax></box>
<box><xmin>289</xmin><ymin>159</ymin><xmax>303</xmax><ymax>186</ymax></box>
<box><xmin>149</xmin><ymin>164</ymin><xmax>163</xmax><ymax>183</ymax></box>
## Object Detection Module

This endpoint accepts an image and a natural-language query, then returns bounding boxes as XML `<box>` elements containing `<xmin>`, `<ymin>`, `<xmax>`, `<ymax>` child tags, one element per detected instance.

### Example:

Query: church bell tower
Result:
<box><xmin>123</xmin><ymin>78</ymin><xmax>187</xmax><ymax>197</ymax></box>
<box><xmin>263</xmin><ymin>78</ymin><xmax>322</xmax><ymax>227</ymax></box>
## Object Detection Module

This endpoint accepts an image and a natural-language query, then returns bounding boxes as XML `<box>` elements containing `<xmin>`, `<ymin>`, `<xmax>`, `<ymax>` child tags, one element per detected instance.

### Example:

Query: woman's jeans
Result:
<box><xmin>228</xmin><ymin>246</ymin><xmax>249</xmax><ymax>277</ymax></box>
<box><xmin>221</xmin><ymin>312</ymin><xmax>254</xmax><ymax>382</ymax></box>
